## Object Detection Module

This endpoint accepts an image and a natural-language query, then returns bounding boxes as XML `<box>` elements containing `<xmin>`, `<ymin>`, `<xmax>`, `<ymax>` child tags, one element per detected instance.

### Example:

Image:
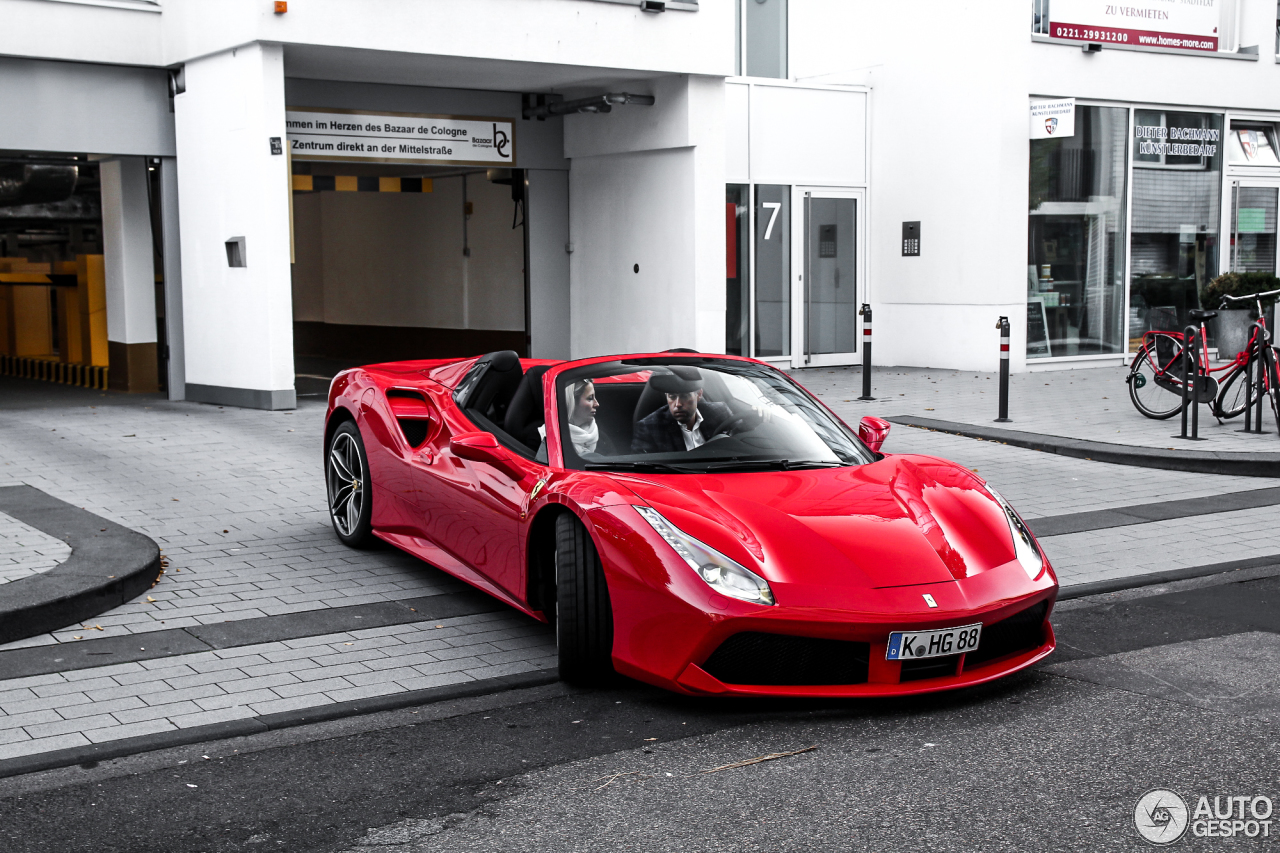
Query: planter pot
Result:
<box><xmin>1213</xmin><ymin>307</ymin><xmax>1274</xmax><ymax>358</ymax></box>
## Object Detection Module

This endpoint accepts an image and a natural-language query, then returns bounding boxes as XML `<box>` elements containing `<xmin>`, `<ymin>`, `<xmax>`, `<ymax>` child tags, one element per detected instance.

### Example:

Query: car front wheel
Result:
<box><xmin>554</xmin><ymin>513</ymin><xmax>615</xmax><ymax>685</ymax></box>
<box><xmin>327</xmin><ymin>420</ymin><xmax>374</xmax><ymax>548</ymax></box>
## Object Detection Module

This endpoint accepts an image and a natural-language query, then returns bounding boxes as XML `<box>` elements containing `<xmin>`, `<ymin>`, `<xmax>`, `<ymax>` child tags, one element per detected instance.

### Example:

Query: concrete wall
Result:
<box><xmin>174</xmin><ymin>43</ymin><xmax>296</xmax><ymax>409</ymax></box>
<box><xmin>0</xmin><ymin>0</ymin><xmax>733</xmax><ymax>79</ymax></box>
<box><xmin>565</xmin><ymin>74</ymin><xmax>726</xmax><ymax>358</ymax></box>
<box><xmin>0</xmin><ymin>56</ymin><xmax>173</xmax><ymax>156</ymax></box>
<box><xmin>290</xmin><ymin>176</ymin><xmax>524</xmax><ymax>332</ymax></box>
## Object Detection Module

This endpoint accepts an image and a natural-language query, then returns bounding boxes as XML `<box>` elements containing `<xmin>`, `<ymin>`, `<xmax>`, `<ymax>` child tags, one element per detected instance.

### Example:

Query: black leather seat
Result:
<box><xmin>458</xmin><ymin>350</ymin><xmax>523</xmax><ymax>423</ymax></box>
<box><xmin>503</xmin><ymin>365</ymin><xmax>550</xmax><ymax>451</ymax></box>
<box><xmin>1188</xmin><ymin>309</ymin><xmax>1218</xmax><ymax>322</ymax></box>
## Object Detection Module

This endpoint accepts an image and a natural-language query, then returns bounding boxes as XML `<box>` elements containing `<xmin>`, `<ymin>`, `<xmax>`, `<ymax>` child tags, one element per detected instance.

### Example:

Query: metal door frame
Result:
<box><xmin>1229</xmin><ymin>178</ymin><xmax>1280</xmax><ymax>275</ymax></box>
<box><xmin>789</xmin><ymin>186</ymin><xmax>865</xmax><ymax>369</ymax></box>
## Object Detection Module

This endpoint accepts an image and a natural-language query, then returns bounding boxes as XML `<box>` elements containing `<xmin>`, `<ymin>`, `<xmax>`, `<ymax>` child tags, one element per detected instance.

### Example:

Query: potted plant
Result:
<box><xmin>1202</xmin><ymin>272</ymin><xmax>1279</xmax><ymax>358</ymax></box>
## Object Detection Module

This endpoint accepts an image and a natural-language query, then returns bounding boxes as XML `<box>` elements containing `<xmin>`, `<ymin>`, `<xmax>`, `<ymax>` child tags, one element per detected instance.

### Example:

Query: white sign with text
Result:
<box><xmin>285</xmin><ymin>108</ymin><xmax>515</xmax><ymax>165</ymax></box>
<box><xmin>1030</xmin><ymin>99</ymin><xmax>1076</xmax><ymax>139</ymax></box>
<box><xmin>1048</xmin><ymin>0</ymin><xmax>1221</xmax><ymax>52</ymax></box>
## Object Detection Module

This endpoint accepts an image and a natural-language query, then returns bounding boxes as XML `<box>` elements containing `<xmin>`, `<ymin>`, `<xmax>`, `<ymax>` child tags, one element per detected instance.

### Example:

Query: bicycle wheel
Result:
<box><xmin>1214</xmin><ymin>362</ymin><xmax>1260</xmax><ymax>419</ymax></box>
<box><xmin>1128</xmin><ymin>335</ymin><xmax>1187</xmax><ymax>420</ymax></box>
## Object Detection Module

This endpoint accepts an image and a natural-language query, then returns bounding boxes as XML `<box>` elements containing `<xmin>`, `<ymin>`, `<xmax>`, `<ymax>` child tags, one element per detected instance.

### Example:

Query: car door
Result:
<box><xmin>410</xmin><ymin>385</ymin><xmax>544</xmax><ymax>602</ymax></box>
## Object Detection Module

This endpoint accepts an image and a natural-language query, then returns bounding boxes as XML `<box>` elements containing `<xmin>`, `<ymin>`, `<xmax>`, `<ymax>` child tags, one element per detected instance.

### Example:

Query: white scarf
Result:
<box><xmin>568</xmin><ymin>419</ymin><xmax>599</xmax><ymax>454</ymax></box>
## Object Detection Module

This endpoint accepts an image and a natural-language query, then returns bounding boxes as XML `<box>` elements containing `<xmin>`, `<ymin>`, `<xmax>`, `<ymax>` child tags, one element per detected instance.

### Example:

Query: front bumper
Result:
<box><xmin>589</xmin><ymin>506</ymin><xmax>1058</xmax><ymax>698</ymax></box>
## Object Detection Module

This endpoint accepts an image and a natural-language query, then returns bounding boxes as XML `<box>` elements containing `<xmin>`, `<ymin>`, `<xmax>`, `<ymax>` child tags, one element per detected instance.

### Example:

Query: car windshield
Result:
<box><xmin>555</xmin><ymin>358</ymin><xmax>874</xmax><ymax>472</ymax></box>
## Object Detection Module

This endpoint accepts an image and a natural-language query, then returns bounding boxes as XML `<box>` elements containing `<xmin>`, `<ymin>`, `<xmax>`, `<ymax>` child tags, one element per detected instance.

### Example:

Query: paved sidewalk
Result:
<box><xmin>796</xmin><ymin>362</ymin><xmax>1280</xmax><ymax>452</ymax></box>
<box><xmin>0</xmin><ymin>512</ymin><xmax>68</xmax><ymax>585</ymax></box>
<box><xmin>0</xmin><ymin>370</ymin><xmax>1276</xmax><ymax>767</ymax></box>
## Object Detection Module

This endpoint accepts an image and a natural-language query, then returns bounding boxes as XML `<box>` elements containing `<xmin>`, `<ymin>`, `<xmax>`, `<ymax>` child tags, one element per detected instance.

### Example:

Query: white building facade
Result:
<box><xmin>1</xmin><ymin>0</ymin><xmax>1276</xmax><ymax>407</ymax></box>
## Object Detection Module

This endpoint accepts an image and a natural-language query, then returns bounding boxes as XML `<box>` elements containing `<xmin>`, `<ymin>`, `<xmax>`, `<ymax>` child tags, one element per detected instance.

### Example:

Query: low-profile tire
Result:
<box><xmin>326</xmin><ymin>420</ymin><xmax>375</xmax><ymax>548</ymax></box>
<box><xmin>554</xmin><ymin>513</ymin><xmax>615</xmax><ymax>685</ymax></box>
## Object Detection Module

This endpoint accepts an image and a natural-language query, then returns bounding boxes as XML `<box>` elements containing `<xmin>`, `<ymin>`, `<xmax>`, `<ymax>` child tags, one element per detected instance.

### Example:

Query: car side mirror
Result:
<box><xmin>858</xmin><ymin>416</ymin><xmax>891</xmax><ymax>453</ymax></box>
<box><xmin>450</xmin><ymin>432</ymin><xmax>524</xmax><ymax>480</ymax></box>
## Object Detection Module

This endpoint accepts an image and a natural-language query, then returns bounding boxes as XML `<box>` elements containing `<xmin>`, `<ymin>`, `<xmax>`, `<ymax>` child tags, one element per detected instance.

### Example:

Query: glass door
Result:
<box><xmin>1229</xmin><ymin>181</ymin><xmax>1280</xmax><ymax>275</ymax></box>
<box><xmin>791</xmin><ymin>188</ymin><xmax>862</xmax><ymax>367</ymax></box>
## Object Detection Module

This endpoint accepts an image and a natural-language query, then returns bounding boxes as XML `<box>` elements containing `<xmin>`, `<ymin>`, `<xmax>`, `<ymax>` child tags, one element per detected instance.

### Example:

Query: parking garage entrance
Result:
<box><xmin>287</xmin><ymin>105</ymin><xmax>533</xmax><ymax>393</ymax></box>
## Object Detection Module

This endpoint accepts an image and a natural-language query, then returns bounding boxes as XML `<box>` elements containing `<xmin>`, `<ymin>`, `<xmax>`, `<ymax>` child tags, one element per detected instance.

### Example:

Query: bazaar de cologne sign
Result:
<box><xmin>1048</xmin><ymin>0</ymin><xmax>1221</xmax><ymax>53</ymax></box>
<box><xmin>285</xmin><ymin>107</ymin><xmax>516</xmax><ymax>166</ymax></box>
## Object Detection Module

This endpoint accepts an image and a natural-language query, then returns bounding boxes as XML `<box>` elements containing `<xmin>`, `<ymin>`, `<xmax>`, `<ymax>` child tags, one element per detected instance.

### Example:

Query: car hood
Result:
<box><xmin>611</xmin><ymin>455</ymin><xmax>1018</xmax><ymax>591</ymax></box>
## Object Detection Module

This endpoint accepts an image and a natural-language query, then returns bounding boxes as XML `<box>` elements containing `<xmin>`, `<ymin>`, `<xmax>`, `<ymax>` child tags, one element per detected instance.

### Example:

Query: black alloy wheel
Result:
<box><xmin>554</xmin><ymin>513</ymin><xmax>615</xmax><ymax>685</ymax></box>
<box><xmin>327</xmin><ymin>421</ymin><xmax>374</xmax><ymax>548</ymax></box>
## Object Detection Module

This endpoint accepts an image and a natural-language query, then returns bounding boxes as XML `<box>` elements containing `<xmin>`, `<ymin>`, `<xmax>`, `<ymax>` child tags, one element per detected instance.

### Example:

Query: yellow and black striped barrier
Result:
<box><xmin>291</xmin><ymin>175</ymin><xmax>433</xmax><ymax>193</ymax></box>
<box><xmin>0</xmin><ymin>355</ymin><xmax>108</xmax><ymax>390</ymax></box>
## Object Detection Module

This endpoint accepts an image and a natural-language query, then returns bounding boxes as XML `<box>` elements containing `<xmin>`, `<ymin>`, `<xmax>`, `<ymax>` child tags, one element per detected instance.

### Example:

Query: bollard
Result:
<box><xmin>995</xmin><ymin>316</ymin><xmax>1011</xmax><ymax>423</ymax></box>
<box><xmin>1174</xmin><ymin>325</ymin><xmax>1202</xmax><ymax>440</ymax></box>
<box><xmin>1240</xmin><ymin>323</ymin><xmax>1260</xmax><ymax>434</ymax></box>
<box><xmin>858</xmin><ymin>303</ymin><xmax>875</xmax><ymax>401</ymax></box>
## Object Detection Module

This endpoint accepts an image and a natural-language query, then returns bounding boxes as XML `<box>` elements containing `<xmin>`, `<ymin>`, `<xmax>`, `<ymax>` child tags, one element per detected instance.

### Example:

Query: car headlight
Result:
<box><xmin>634</xmin><ymin>506</ymin><xmax>775</xmax><ymax>606</ymax></box>
<box><xmin>984</xmin><ymin>486</ymin><xmax>1044</xmax><ymax>580</ymax></box>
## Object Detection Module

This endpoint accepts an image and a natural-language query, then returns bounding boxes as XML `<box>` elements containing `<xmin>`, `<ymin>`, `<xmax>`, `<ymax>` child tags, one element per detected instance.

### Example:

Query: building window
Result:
<box><xmin>726</xmin><ymin>185</ymin><xmax>750</xmax><ymax>355</ymax></box>
<box><xmin>1128</xmin><ymin>110</ymin><xmax>1223</xmax><ymax>346</ymax></box>
<box><xmin>736</xmin><ymin>0</ymin><xmax>787</xmax><ymax>79</ymax></box>
<box><xmin>1228</xmin><ymin>122</ymin><xmax>1280</xmax><ymax>166</ymax></box>
<box><xmin>754</xmin><ymin>185</ymin><xmax>790</xmax><ymax>357</ymax></box>
<box><xmin>1027</xmin><ymin>105</ymin><xmax>1129</xmax><ymax>359</ymax></box>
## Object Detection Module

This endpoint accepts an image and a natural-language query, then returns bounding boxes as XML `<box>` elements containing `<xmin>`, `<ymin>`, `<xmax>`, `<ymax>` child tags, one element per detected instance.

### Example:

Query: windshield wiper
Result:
<box><xmin>583</xmin><ymin>461</ymin><xmax>702</xmax><ymax>474</ymax></box>
<box><xmin>697</xmin><ymin>459</ymin><xmax>848</xmax><ymax>472</ymax></box>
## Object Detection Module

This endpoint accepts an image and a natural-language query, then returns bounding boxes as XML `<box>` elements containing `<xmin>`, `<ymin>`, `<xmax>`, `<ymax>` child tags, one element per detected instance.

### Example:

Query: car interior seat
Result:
<box><xmin>503</xmin><ymin>364</ymin><xmax>550</xmax><ymax>452</ymax></box>
<box><xmin>459</xmin><ymin>350</ymin><xmax>523</xmax><ymax>424</ymax></box>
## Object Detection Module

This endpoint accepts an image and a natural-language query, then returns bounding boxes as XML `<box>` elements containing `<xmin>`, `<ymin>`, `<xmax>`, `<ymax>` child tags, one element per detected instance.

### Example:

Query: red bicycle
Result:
<box><xmin>1127</xmin><ymin>288</ymin><xmax>1280</xmax><ymax>426</ymax></box>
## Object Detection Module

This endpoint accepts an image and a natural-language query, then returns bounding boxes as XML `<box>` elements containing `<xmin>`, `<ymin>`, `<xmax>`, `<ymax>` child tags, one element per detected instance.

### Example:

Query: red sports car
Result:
<box><xmin>324</xmin><ymin>351</ymin><xmax>1056</xmax><ymax>697</ymax></box>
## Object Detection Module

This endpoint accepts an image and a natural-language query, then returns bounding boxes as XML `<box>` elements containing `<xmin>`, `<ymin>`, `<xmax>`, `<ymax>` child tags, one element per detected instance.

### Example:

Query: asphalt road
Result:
<box><xmin>3</xmin><ymin>570</ymin><xmax>1280</xmax><ymax>853</ymax></box>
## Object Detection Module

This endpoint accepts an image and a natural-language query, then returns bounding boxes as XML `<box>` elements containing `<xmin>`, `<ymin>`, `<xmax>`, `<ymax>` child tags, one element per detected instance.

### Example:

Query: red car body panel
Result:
<box><xmin>325</xmin><ymin>352</ymin><xmax>1058</xmax><ymax>697</ymax></box>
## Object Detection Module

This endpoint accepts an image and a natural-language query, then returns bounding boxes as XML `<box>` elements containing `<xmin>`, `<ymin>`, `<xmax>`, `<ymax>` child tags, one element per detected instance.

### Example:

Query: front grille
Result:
<box><xmin>701</xmin><ymin>632</ymin><xmax>870</xmax><ymax>686</ymax></box>
<box><xmin>901</xmin><ymin>654</ymin><xmax>961</xmax><ymax>682</ymax></box>
<box><xmin>964</xmin><ymin>601</ymin><xmax>1049</xmax><ymax>669</ymax></box>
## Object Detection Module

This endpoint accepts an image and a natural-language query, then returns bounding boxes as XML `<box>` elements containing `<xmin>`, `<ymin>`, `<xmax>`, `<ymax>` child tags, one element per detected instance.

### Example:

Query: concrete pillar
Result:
<box><xmin>526</xmin><ymin>169</ymin><xmax>570</xmax><ymax>360</ymax></box>
<box><xmin>173</xmin><ymin>43</ymin><xmax>295</xmax><ymax>410</ymax></box>
<box><xmin>159</xmin><ymin>156</ymin><xmax>185</xmax><ymax>400</ymax></box>
<box><xmin>564</xmin><ymin>75</ymin><xmax>726</xmax><ymax>358</ymax></box>
<box><xmin>99</xmin><ymin>156</ymin><xmax>159</xmax><ymax>392</ymax></box>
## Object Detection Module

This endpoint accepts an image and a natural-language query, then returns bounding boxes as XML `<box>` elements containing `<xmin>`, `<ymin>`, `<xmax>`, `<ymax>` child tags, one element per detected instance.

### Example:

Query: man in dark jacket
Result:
<box><xmin>631</xmin><ymin>366</ymin><xmax>733</xmax><ymax>454</ymax></box>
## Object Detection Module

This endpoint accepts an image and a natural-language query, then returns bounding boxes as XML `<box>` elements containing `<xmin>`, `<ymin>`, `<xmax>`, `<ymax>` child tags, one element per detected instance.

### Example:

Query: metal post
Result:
<box><xmin>994</xmin><ymin>316</ymin><xmax>1011</xmax><ymax>422</ymax></box>
<box><xmin>858</xmin><ymin>303</ymin><xmax>874</xmax><ymax>401</ymax></box>
<box><xmin>1241</xmin><ymin>323</ymin><xmax>1258</xmax><ymax>434</ymax></box>
<box><xmin>1255</xmin><ymin>324</ymin><xmax>1267</xmax><ymax>432</ymax></box>
<box><xmin>1174</xmin><ymin>325</ymin><xmax>1203</xmax><ymax>440</ymax></box>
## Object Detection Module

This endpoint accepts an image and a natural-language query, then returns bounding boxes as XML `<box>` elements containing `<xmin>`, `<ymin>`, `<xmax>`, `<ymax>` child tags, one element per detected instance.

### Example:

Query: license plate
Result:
<box><xmin>886</xmin><ymin>623</ymin><xmax>982</xmax><ymax>661</ymax></box>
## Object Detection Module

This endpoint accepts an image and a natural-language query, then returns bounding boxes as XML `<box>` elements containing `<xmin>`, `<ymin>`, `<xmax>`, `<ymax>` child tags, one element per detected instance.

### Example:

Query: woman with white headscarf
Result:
<box><xmin>563</xmin><ymin>379</ymin><xmax>615</xmax><ymax>457</ymax></box>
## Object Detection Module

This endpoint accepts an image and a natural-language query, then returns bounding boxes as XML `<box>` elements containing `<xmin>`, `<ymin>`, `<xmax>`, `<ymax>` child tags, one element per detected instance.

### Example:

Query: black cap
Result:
<box><xmin>648</xmin><ymin>365</ymin><xmax>703</xmax><ymax>394</ymax></box>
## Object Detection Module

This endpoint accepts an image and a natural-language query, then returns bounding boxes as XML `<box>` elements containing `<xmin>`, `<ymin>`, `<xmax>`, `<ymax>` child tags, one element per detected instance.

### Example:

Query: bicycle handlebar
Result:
<box><xmin>1221</xmin><ymin>288</ymin><xmax>1280</xmax><ymax>305</ymax></box>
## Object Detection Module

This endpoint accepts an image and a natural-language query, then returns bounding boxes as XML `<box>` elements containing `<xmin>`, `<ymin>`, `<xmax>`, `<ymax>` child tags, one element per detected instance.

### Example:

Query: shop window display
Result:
<box><xmin>1027</xmin><ymin>105</ymin><xmax>1128</xmax><ymax>358</ymax></box>
<box><xmin>1128</xmin><ymin>110</ymin><xmax>1223</xmax><ymax>349</ymax></box>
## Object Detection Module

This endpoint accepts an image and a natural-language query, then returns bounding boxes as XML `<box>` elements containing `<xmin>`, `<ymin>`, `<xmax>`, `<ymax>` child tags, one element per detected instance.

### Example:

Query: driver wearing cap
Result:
<box><xmin>632</xmin><ymin>366</ymin><xmax>732</xmax><ymax>453</ymax></box>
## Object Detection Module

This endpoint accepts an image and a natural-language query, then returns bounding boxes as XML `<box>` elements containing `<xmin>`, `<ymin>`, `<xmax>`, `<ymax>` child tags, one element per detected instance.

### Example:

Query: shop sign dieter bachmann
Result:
<box><xmin>1048</xmin><ymin>0</ymin><xmax>1222</xmax><ymax>53</ymax></box>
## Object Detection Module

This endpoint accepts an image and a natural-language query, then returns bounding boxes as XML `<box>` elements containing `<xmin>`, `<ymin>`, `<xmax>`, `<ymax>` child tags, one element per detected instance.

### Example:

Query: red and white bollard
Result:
<box><xmin>996</xmin><ymin>316</ymin><xmax>1011</xmax><ymax>423</ymax></box>
<box><xmin>858</xmin><ymin>303</ymin><xmax>875</xmax><ymax>401</ymax></box>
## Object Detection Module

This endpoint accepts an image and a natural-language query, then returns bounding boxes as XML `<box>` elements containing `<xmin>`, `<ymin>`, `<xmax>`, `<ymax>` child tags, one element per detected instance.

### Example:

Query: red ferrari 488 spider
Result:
<box><xmin>323</xmin><ymin>350</ymin><xmax>1056</xmax><ymax>696</ymax></box>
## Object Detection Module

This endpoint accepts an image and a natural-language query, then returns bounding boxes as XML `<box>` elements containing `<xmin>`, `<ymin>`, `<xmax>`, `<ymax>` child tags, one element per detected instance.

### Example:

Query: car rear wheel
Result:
<box><xmin>327</xmin><ymin>421</ymin><xmax>374</xmax><ymax>548</ymax></box>
<box><xmin>554</xmin><ymin>513</ymin><xmax>615</xmax><ymax>685</ymax></box>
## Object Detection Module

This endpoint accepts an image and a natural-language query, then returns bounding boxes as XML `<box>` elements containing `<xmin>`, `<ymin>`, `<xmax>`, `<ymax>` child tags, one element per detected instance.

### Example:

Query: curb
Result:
<box><xmin>0</xmin><ymin>669</ymin><xmax>559</xmax><ymax>780</ymax></box>
<box><xmin>887</xmin><ymin>416</ymin><xmax>1280</xmax><ymax>477</ymax></box>
<box><xmin>0</xmin><ymin>485</ymin><xmax>161</xmax><ymax>644</ymax></box>
<box><xmin>1057</xmin><ymin>553</ymin><xmax>1280</xmax><ymax>601</ymax></box>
